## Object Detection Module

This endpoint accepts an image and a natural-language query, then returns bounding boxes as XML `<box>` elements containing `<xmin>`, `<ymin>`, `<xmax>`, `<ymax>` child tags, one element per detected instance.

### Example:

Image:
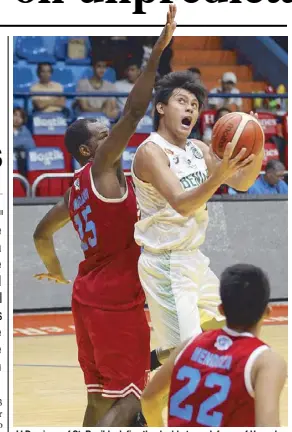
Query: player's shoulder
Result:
<box><xmin>189</xmin><ymin>139</ymin><xmax>211</xmax><ymax>161</ymax></box>
<box><xmin>135</xmin><ymin>140</ymin><xmax>168</xmax><ymax>161</ymax></box>
<box><xmin>254</xmin><ymin>347</ymin><xmax>287</xmax><ymax>372</ymax></box>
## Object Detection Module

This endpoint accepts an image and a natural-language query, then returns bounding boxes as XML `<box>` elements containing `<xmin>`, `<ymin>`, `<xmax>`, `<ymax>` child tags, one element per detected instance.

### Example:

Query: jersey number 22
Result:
<box><xmin>169</xmin><ymin>365</ymin><xmax>231</xmax><ymax>426</ymax></box>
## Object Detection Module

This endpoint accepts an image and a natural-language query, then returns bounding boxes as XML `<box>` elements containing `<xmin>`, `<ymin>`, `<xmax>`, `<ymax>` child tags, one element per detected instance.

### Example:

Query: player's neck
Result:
<box><xmin>157</xmin><ymin>126</ymin><xmax>186</xmax><ymax>149</ymax></box>
<box><xmin>228</xmin><ymin>324</ymin><xmax>259</xmax><ymax>337</ymax></box>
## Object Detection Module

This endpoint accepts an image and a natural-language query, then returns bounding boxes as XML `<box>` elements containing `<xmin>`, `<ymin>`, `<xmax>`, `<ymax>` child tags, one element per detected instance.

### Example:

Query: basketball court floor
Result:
<box><xmin>14</xmin><ymin>304</ymin><xmax>288</xmax><ymax>427</ymax></box>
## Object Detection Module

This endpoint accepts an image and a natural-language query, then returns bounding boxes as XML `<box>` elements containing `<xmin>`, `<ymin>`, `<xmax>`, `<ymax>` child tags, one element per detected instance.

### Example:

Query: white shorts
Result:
<box><xmin>138</xmin><ymin>248</ymin><xmax>221</xmax><ymax>350</ymax></box>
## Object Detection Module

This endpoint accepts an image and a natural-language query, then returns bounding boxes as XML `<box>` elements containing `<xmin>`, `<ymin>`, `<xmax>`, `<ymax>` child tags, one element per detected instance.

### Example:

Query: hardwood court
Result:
<box><xmin>14</xmin><ymin>307</ymin><xmax>288</xmax><ymax>427</ymax></box>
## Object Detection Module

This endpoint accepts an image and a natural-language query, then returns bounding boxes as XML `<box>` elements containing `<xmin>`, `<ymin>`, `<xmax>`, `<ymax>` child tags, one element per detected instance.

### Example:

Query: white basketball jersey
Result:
<box><xmin>131</xmin><ymin>132</ymin><xmax>209</xmax><ymax>252</ymax></box>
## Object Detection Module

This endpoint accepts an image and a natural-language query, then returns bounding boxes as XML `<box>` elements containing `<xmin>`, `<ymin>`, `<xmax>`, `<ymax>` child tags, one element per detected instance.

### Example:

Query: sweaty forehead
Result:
<box><xmin>87</xmin><ymin>121</ymin><xmax>109</xmax><ymax>136</ymax></box>
<box><xmin>172</xmin><ymin>88</ymin><xmax>198</xmax><ymax>103</ymax></box>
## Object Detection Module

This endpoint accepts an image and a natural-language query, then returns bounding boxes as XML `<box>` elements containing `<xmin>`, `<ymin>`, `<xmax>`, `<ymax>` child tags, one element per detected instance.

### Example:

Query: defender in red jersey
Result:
<box><xmin>141</xmin><ymin>264</ymin><xmax>287</xmax><ymax>427</ymax></box>
<box><xmin>33</xmin><ymin>5</ymin><xmax>177</xmax><ymax>427</ymax></box>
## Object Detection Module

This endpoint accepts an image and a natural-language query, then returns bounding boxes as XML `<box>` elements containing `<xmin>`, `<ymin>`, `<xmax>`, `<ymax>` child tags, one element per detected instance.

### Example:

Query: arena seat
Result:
<box><xmin>15</xmin><ymin>36</ymin><xmax>56</xmax><ymax>64</ymax></box>
<box><xmin>27</xmin><ymin>147</ymin><xmax>71</xmax><ymax>197</ymax></box>
<box><xmin>13</xmin><ymin>66</ymin><xmax>34</xmax><ymax>92</ymax></box>
<box><xmin>51</xmin><ymin>67</ymin><xmax>76</xmax><ymax>93</ymax></box>
<box><xmin>257</xmin><ymin>112</ymin><xmax>278</xmax><ymax>141</ymax></box>
<box><xmin>13</xmin><ymin>153</ymin><xmax>28</xmax><ymax>197</ymax></box>
<box><xmin>56</xmin><ymin>36</ymin><xmax>91</xmax><ymax>65</ymax></box>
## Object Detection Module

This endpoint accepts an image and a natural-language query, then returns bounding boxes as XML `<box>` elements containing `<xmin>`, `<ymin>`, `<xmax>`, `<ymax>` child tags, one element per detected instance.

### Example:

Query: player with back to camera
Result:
<box><xmin>131</xmin><ymin>71</ymin><xmax>265</xmax><ymax>369</ymax></box>
<box><xmin>141</xmin><ymin>263</ymin><xmax>287</xmax><ymax>427</ymax></box>
<box><xmin>32</xmin><ymin>5</ymin><xmax>177</xmax><ymax>427</ymax></box>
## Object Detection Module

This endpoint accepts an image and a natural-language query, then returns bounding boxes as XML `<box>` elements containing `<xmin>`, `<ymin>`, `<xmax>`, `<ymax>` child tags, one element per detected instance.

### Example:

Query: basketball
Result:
<box><xmin>212</xmin><ymin>112</ymin><xmax>264</xmax><ymax>160</ymax></box>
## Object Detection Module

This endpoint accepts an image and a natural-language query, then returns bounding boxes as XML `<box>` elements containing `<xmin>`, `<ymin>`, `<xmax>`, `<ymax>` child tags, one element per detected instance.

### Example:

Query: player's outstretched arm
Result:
<box><xmin>141</xmin><ymin>341</ymin><xmax>187</xmax><ymax>427</ymax></box>
<box><xmin>92</xmin><ymin>5</ymin><xmax>176</xmax><ymax>175</ymax></box>
<box><xmin>253</xmin><ymin>349</ymin><xmax>287</xmax><ymax>426</ymax></box>
<box><xmin>33</xmin><ymin>190</ymin><xmax>71</xmax><ymax>284</ymax></box>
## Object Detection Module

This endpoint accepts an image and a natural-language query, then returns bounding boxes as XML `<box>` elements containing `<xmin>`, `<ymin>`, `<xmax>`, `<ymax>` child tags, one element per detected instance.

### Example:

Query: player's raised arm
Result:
<box><xmin>33</xmin><ymin>190</ymin><xmax>71</xmax><ymax>284</ymax></box>
<box><xmin>92</xmin><ymin>5</ymin><xmax>177</xmax><ymax>175</ymax></box>
<box><xmin>253</xmin><ymin>349</ymin><xmax>287</xmax><ymax>426</ymax></box>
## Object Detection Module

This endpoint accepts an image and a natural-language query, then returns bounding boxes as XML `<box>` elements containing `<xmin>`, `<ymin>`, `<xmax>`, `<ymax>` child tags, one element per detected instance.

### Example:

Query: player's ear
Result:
<box><xmin>156</xmin><ymin>102</ymin><xmax>165</xmax><ymax>116</ymax></box>
<box><xmin>80</xmin><ymin>144</ymin><xmax>91</xmax><ymax>158</ymax></box>
<box><xmin>218</xmin><ymin>303</ymin><xmax>225</xmax><ymax>317</ymax></box>
<box><xmin>264</xmin><ymin>304</ymin><xmax>272</xmax><ymax>318</ymax></box>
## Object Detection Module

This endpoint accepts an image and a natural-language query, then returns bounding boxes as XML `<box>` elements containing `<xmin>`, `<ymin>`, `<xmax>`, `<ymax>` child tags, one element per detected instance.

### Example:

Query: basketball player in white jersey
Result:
<box><xmin>131</xmin><ymin>71</ymin><xmax>264</xmax><ymax>366</ymax></box>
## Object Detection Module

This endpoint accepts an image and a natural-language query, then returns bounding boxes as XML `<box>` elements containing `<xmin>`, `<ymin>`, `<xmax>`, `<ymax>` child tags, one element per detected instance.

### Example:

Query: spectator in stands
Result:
<box><xmin>115</xmin><ymin>58</ymin><xmax>141</xmax><ymax>112</ymax></box>
<box><xmin>253</xmin><ymin>85</ymin><xmax>282</xmax><ymax>114</ymax></box>
<box><xmin>202</xmin><ymin>107</ymin><xmax>231</xmax><ymax>146</ymax></box>
<box><xmin>13</xmin><ymin>107</ymin><xmax>36</xmax><ymax>150</ymax></box>
<box><xmin>76</xmin><ymin>56</ymin><xmax>118</xmax><ymax>119</ymax></box>
<box><xmin>188</xmin><ymin>67</ymin><xmax>202</xmax><ymax>82</ymax></box>
<box><xmin>30</xmin><ymin>63</ymin><xmax>66</xmax><ymax>113</ymax></box>
<box><xmin>209</xmin><ymin>72</ymin><xmax>242</xmax><ymax>111</ymax></box>
<box><xmin>247</xmin><ymin>160</ymin><xmax>287</xmax><ymax>195</ymax></box>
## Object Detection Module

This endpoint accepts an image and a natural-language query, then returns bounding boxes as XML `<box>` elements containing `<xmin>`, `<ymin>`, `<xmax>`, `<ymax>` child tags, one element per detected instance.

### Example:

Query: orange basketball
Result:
<box><xmin>212</xmin><ymin>112</ymin><xmax>264</xmax><ymax>160</ymax></box>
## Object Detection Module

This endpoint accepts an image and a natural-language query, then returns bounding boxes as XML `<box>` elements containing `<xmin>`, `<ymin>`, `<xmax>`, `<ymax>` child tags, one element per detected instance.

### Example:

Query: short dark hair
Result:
<box><xmin>13</xmin><ymin>107</ymin><xmax>27</xmax><ymax>124</ymax></box>
<box><xmin>127</xmin><ymin>57</ymin><xmax>141</xmax><ymax>69</ymax></box>
<box><xmin>153</xmin><ymin>71</ymin><xmax>207</xmax><ymax>131</ymax></box>
<box><xmin>92</xmin><ymin>56</ymin><xmax>108</xmax><ymax>67</ymax></box>
<box><xmin>188</xmin><ymin>67</ymin><xmax>201</xmax><ymax>76</ymax></box>
<box><xmin>37</xmin><ymin>62</ymin><xmax>53</xmax><ymax>76</ymax></box>
<box><xmin>266</xmin><ymin>159</ymin><xmax>285</xmax><ymax>172</ymax></box>
<box><xmin>220</xmin><ymin>264</ymin><xmax>270</xmax><ymax>329</ymax></box>
<box><xmin>214</xmin><ymin>107</ymin><xmax>231</xmax><ymax>122</ymax></box>
<box><xmin>64</xmin><ymin>118</ymin><xmax>97</xmax><ymax>161</ymax></box>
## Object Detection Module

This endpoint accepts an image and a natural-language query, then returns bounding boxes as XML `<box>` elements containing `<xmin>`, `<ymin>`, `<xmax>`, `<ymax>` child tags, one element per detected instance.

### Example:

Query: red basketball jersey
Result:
<box><xmin>168</xmin><ymin>327</ymin><xmax>268</xmax><ymax>427</ymax></box>
<box><xmin>68</xmin><ymin>162</ymin><xmax>145</xmax><ymax>310</ymax></box>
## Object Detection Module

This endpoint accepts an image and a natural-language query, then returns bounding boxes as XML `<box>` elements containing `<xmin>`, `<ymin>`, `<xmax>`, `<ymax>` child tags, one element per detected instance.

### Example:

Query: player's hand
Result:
<box><xmin>34</xmin><ymin>273</ymin><xmax>71</xmax><ymax>284</ymax></box>
<box><xmin>155</xmin><ymin>4</ymin><xmax>177</xmax><ymax>52</ymax></box>
<box><xmin>213</xmin><ymin>142</ymin><xmax>255</xmax><ymax>183</ymax></box>
<box><xmin>249</xmin><ymin>111</ymin><xmax>259</xmax><ymax>120</ymax></box>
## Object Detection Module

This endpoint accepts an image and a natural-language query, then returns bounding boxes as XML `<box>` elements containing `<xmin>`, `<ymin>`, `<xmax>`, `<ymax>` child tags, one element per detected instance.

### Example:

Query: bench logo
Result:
<box><xmin>33</xmin><ymin>113</ymin><xmax>67</xmax><ymax>135</ymax></box>
<box><xmin>28</xmin><ymin>148</ymin><xmax>65</xmax><ymax>171</ymax></box>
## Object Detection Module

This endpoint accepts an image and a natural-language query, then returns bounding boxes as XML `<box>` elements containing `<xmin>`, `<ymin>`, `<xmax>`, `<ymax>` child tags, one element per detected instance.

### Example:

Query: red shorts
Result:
<box><xmin>72</xmin><ymin>298</ymin><xmax>150</xmax><ymax>399</ymax></box>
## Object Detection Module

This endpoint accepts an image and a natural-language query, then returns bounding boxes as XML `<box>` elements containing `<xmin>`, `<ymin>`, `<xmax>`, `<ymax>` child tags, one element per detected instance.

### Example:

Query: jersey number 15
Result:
<box><xmin>74</xmin><ymin>205</ymin><xmax>97</xmax><ymax>251</ymax></box>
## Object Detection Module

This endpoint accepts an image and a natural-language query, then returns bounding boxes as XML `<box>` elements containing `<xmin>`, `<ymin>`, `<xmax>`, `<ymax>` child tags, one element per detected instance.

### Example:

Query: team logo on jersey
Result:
<box><xmin>191</xmin><ymin>145</ymin><xmax>204</xmax><ymax>159</ymax></box>
<box><xmin>173</xmin><ymin>156</ymin><xmax>179</xmax><ymax>164</ymax></box>
<box><xmin>214</xmin><ymin>335</ymin><xmax>233</xmax><ymax>351</ymax></box>
<box><xmin>74</xmin><ymin>178</ymin><xmax>80</xmax><ymax>191</ymax></box>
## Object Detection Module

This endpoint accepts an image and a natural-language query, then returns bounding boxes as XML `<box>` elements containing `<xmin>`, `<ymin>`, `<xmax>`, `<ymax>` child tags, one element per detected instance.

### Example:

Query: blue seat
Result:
<box><xmin>65</xmin><ymin>36</ymin><xmax>91</xmax><ymax>65</ymax></box>
<box><xmin>51</xmin><ymin>67</ymin><xmax>76</xmax><ymax>93</ymax></box>
<box><xmin>15</xmin><ymin>36</ymin><xmax>55</xmax><ymax>64</ymax></box>
<box><xmin>55</xmin><ymin>36</ymin><xmax>91</xmax><ymax>65</ymax></box>
<box><xmin>13</xmin><ymin>66</ymin><xmax>34</xmax><ymax>92</ymax></box>
<box><xmin>54</xmin><ymin>36</ymin><xmax>68</xmax><ymax>60</ymax></box>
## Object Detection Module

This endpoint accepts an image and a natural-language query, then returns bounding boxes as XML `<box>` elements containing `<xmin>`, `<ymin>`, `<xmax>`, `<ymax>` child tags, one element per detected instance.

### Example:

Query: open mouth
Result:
<box><xmin>181</xmin><ymin>117</ymin><xmax>192</xmax><ymax>128</ymax></box>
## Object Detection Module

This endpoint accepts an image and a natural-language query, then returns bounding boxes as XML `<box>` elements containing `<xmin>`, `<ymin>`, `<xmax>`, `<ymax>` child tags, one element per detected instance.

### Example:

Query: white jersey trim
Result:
<box><xmin>223</xmin><ymin>326</ymin><xmax>255</xmax><ymax>338</ymax></box>
<box><xmin>89</xmin><ymin>166</ymin><xmax>128</xmax><ymax>203</ymax></box>
<box><xmin>244</xmin><ymin>345</ymin><xmax>269</xmax><ymax>398</ymax></box>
